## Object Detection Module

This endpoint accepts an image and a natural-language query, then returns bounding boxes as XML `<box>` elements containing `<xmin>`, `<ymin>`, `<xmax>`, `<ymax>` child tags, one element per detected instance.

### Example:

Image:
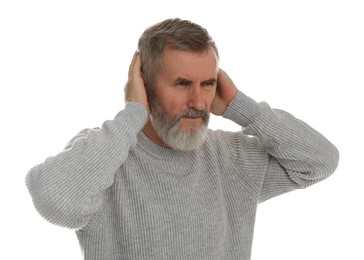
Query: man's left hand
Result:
<box><xmin>211</xmin><ymin>69</ymin><xmax>238</xmax><ymax>115</ymax></box>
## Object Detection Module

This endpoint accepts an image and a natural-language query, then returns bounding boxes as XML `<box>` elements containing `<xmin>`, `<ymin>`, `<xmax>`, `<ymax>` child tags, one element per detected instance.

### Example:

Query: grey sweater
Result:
<box><xmin>26</xmin><ymin>91</ymin><xmax>339</xmax><ymax>260</ymax></box>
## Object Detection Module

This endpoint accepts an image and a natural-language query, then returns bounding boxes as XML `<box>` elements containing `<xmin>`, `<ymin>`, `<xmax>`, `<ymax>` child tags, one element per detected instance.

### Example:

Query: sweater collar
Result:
<box><xmin>137</xmin><ymin>132</ymin><xmax>194</xmax><ymax>160</ymax></box>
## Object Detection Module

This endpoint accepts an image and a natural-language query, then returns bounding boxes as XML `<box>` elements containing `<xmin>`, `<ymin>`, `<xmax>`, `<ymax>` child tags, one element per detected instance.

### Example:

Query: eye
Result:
<box><xmin>179</xmin><ymin>81</ymin><xmax>189</xmax><ymax>86</ymax></box>
<box><xmin>201</xmin><ymin>81</ymin><xmax>216</xmax><ymax>88</ymax></box>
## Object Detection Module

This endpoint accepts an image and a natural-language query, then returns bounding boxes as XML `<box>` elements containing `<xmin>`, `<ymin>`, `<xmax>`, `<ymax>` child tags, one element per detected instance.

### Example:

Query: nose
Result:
<box><xmin>188</xmin><ymin>85</ymin><xmax>205</xmax><ymax>110</ymax></box>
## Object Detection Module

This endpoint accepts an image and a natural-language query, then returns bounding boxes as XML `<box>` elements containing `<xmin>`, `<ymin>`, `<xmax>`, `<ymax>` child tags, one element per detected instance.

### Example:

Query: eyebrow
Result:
<box><xmin>173</xmin><ymin>77</ymin><xmax>217</xmax><ymax>86</ymax></box>
<box><xmin>201</xmin><ymin>78</ymin><xmax>217</xmax><ymax>85</ymax></box>
<box><xmin>173</xmin><ymin>77</ymin><xmax>193</xmax><ymax>86</ymax></box>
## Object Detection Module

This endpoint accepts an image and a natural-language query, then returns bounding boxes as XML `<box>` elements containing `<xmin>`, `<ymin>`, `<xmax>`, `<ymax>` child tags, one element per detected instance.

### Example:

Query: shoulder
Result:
<box><xmin>205</xmin><ymin>129</ymin><xmax>270</xmax><ymax>181</ymax></box>
<box><xmin>199</xmin><ymin>129</ymin><xmax>271</xmax><ymax>193</ymax></box>
<box><xmin>205</xmin><ymin>129</ymin><xmax>266</xmax><ymax>154</ymax></box>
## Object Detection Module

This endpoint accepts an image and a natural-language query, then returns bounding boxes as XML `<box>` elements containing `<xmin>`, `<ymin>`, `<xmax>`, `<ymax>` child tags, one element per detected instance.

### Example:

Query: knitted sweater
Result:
<box><xmin>26</xmin><ymin>91</ymin><xmax>339</xmax><ymax>260</ymax></box>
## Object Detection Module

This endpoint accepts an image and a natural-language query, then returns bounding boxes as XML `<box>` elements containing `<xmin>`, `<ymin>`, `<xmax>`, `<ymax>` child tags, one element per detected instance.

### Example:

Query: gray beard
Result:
<box><xmin>149</xmin><ymin>100</ymin><xmax>210</xmax><ymax>151</ymax></box>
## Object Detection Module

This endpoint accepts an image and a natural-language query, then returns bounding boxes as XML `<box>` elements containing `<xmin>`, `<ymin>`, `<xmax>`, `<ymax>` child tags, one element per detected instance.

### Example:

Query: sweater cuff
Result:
<box><xmin>222</xmin><ymin>90</ymin><xmax>261</xmax><ymax>127</ymax></box>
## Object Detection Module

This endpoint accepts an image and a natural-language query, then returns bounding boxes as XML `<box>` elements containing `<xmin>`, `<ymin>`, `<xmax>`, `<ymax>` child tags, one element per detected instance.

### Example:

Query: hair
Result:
<box><xmin>137</xmin><ymin>18</ymin><xmax>219</xmax><ymax>94</ymax></box>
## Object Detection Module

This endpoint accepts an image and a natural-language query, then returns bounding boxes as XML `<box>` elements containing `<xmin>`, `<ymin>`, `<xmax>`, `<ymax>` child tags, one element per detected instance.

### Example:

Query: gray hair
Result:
<box><xmin>137</xmin><ymin>18</ymin><xmax>219</xmax><ymax>96</ymax></box>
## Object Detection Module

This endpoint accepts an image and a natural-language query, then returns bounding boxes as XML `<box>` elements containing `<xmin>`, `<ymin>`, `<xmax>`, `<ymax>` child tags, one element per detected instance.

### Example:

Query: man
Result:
<box><xmin>26</xmin><ymin>18</ymin><xmax>339</xmax><ymax>259</ymax></box>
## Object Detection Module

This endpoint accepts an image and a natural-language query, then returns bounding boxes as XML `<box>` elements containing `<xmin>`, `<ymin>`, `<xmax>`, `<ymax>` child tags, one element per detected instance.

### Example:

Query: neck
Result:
<box><xmin>142</xmin><ymin>121</ymin><xmax>170</xmax><ymax>148</ymax></box>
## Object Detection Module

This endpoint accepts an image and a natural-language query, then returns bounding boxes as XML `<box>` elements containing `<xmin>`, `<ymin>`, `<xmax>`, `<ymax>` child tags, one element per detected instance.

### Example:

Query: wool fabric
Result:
<box><xmin>26</xmin><ymin>91</ymin><xmax>339</xmax><ymax>259</ymax></box>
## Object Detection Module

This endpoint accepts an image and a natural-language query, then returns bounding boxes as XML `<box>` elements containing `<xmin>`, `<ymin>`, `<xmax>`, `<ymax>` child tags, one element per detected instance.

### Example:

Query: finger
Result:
<box><xmin>217</xmin><ymin>68</ymin><xmax>227</xmax><ymax>83</ymax></box>
<box><xmin>128</xmin><ymin>51</ymin><xmax>138</xmax><ymax>78</ymax></box>
<box><xmin>131</xmin><ymin>53</ymin><xmax>142</xmax><ymax>77</ymax></box>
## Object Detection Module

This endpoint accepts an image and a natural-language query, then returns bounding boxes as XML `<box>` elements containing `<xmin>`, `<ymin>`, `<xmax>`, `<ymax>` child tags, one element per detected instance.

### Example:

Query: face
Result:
<box><xmin>146</xmin><ymin>47</ymin><xmax>218</xmax><ymax>151</ymax></box>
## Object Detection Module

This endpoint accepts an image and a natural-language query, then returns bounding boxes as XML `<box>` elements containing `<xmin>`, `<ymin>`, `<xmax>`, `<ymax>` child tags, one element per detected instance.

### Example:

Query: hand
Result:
<box><xmin>211</xmin><ymin>69</ymin><xmax>238</xmax><ymax>115</ymax></box>
<box><xmin>124</xmin><ymin>52</ymin><xmax>150</xmax><ymax>117</ymax></box>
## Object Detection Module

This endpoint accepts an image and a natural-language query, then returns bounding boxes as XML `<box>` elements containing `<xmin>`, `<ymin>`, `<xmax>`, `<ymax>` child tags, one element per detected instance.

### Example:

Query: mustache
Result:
<box><xmin>175</xmin><ymin>108</ymin><xmax>209</xmax><ymax>121</ymax></box>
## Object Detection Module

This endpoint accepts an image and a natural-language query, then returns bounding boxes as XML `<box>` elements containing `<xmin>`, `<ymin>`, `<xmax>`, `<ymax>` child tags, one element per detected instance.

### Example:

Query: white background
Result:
<box><xmin>1</xmin><ymin>0</ymin><xmax>363</xmax><ymax>259</ymax></box>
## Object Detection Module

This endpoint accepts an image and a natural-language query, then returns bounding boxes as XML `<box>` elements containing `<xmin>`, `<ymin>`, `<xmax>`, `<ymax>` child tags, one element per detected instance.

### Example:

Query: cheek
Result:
<box><xmin>159</xmin><ymin>94</ymin><xmax>188</xmax><ymax>116</ymax></box>
<box><xmin>206</xmin><ymin>89</ymin><xmax>217</xmax><ymax>108</ymax></box>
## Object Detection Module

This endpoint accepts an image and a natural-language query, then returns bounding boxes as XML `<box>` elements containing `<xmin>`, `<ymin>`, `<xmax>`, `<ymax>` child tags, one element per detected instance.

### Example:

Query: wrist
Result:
<box><xmin>222</xmin><ymin>91</ymin><xmax>260</xmax><ymax>127</ymax></box>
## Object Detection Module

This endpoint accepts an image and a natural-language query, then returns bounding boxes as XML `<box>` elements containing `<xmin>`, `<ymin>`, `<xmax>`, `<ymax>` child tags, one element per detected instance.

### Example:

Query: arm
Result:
<box><xmin>26</xmin><ymin>53</ymin><xmax>149</xmax><ymax>229</ymax></box>
<box><xmin>214</xmin><ymin>70</ymin><xmax>339</xmax><ymax>202</ymax></box>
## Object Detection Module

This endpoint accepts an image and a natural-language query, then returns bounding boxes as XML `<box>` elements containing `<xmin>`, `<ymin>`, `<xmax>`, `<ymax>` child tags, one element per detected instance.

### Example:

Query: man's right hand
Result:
<box><xmin>124</xmin><ymin>52</ymin><xmax>150</xmax><ymax>119</ymax></box>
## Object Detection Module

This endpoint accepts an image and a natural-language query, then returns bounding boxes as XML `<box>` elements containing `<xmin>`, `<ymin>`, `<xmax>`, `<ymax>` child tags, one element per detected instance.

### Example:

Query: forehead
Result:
<box><xmin>160</xmin><ymin>48</ymin><xmax>218</xmax><ymax>79</ymax></box>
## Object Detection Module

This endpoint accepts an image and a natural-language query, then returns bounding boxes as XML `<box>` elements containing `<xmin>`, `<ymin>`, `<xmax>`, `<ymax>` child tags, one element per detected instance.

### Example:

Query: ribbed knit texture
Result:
<box><xmin>26</xmin><ymin>91</ymin><xmax>339</xmax><ymax>260</ymax></box>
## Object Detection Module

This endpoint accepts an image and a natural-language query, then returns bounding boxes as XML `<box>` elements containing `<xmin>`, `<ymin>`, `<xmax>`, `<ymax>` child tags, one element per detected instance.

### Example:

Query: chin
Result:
<box><xmin>166</xmin><ymin>126</ymin><xmax>208</xmax><ymax>151</ymax></box>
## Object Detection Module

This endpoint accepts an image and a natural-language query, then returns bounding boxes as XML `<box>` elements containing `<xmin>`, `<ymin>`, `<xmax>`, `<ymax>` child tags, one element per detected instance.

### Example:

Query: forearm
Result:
<box><xmin>26</xmin><ymin>102</ymin><xmax>147</xmax><ymax>229</ymax></box>
<box><xmin>223</xmin><ymin>91</ymin><xmax>339</xmax><ymax>187</ymax></box>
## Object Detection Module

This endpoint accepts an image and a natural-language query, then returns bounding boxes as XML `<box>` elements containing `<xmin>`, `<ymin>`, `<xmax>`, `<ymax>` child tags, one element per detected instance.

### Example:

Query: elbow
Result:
<box><xmin>292</xmin><ymin>144</ymin><xmax>340</xmax><ymax>188</ymax></box>
<box><xmin>319</xmin><ymin>141</ymin><xmax>340</xmax><ymax>180</ymax></box>
<box><xmin>328</xmin><ymin>144</ymin><xmax>340</xmax><ymax>175</ymax></box>
<box><xmin>31</xmin><ymin>198</ymin><xmax>90</xmax><ymax>229</ymax></box>
<box><xmin>25</xmin><ymin>170</ymin><xmax>90</xmax><ymax>230</ymax></box>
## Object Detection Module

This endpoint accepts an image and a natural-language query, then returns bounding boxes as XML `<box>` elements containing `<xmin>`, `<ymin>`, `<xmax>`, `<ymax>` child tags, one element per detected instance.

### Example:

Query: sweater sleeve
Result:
<box><xmin>25</xmin><ymin>102</ymin><xmax>147</xmax><ymax>229</ymax></box>
<box><xmin>223</xmin><ymin>91</ymin><xmax>339</xmax><ymax>203</ymax></box>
